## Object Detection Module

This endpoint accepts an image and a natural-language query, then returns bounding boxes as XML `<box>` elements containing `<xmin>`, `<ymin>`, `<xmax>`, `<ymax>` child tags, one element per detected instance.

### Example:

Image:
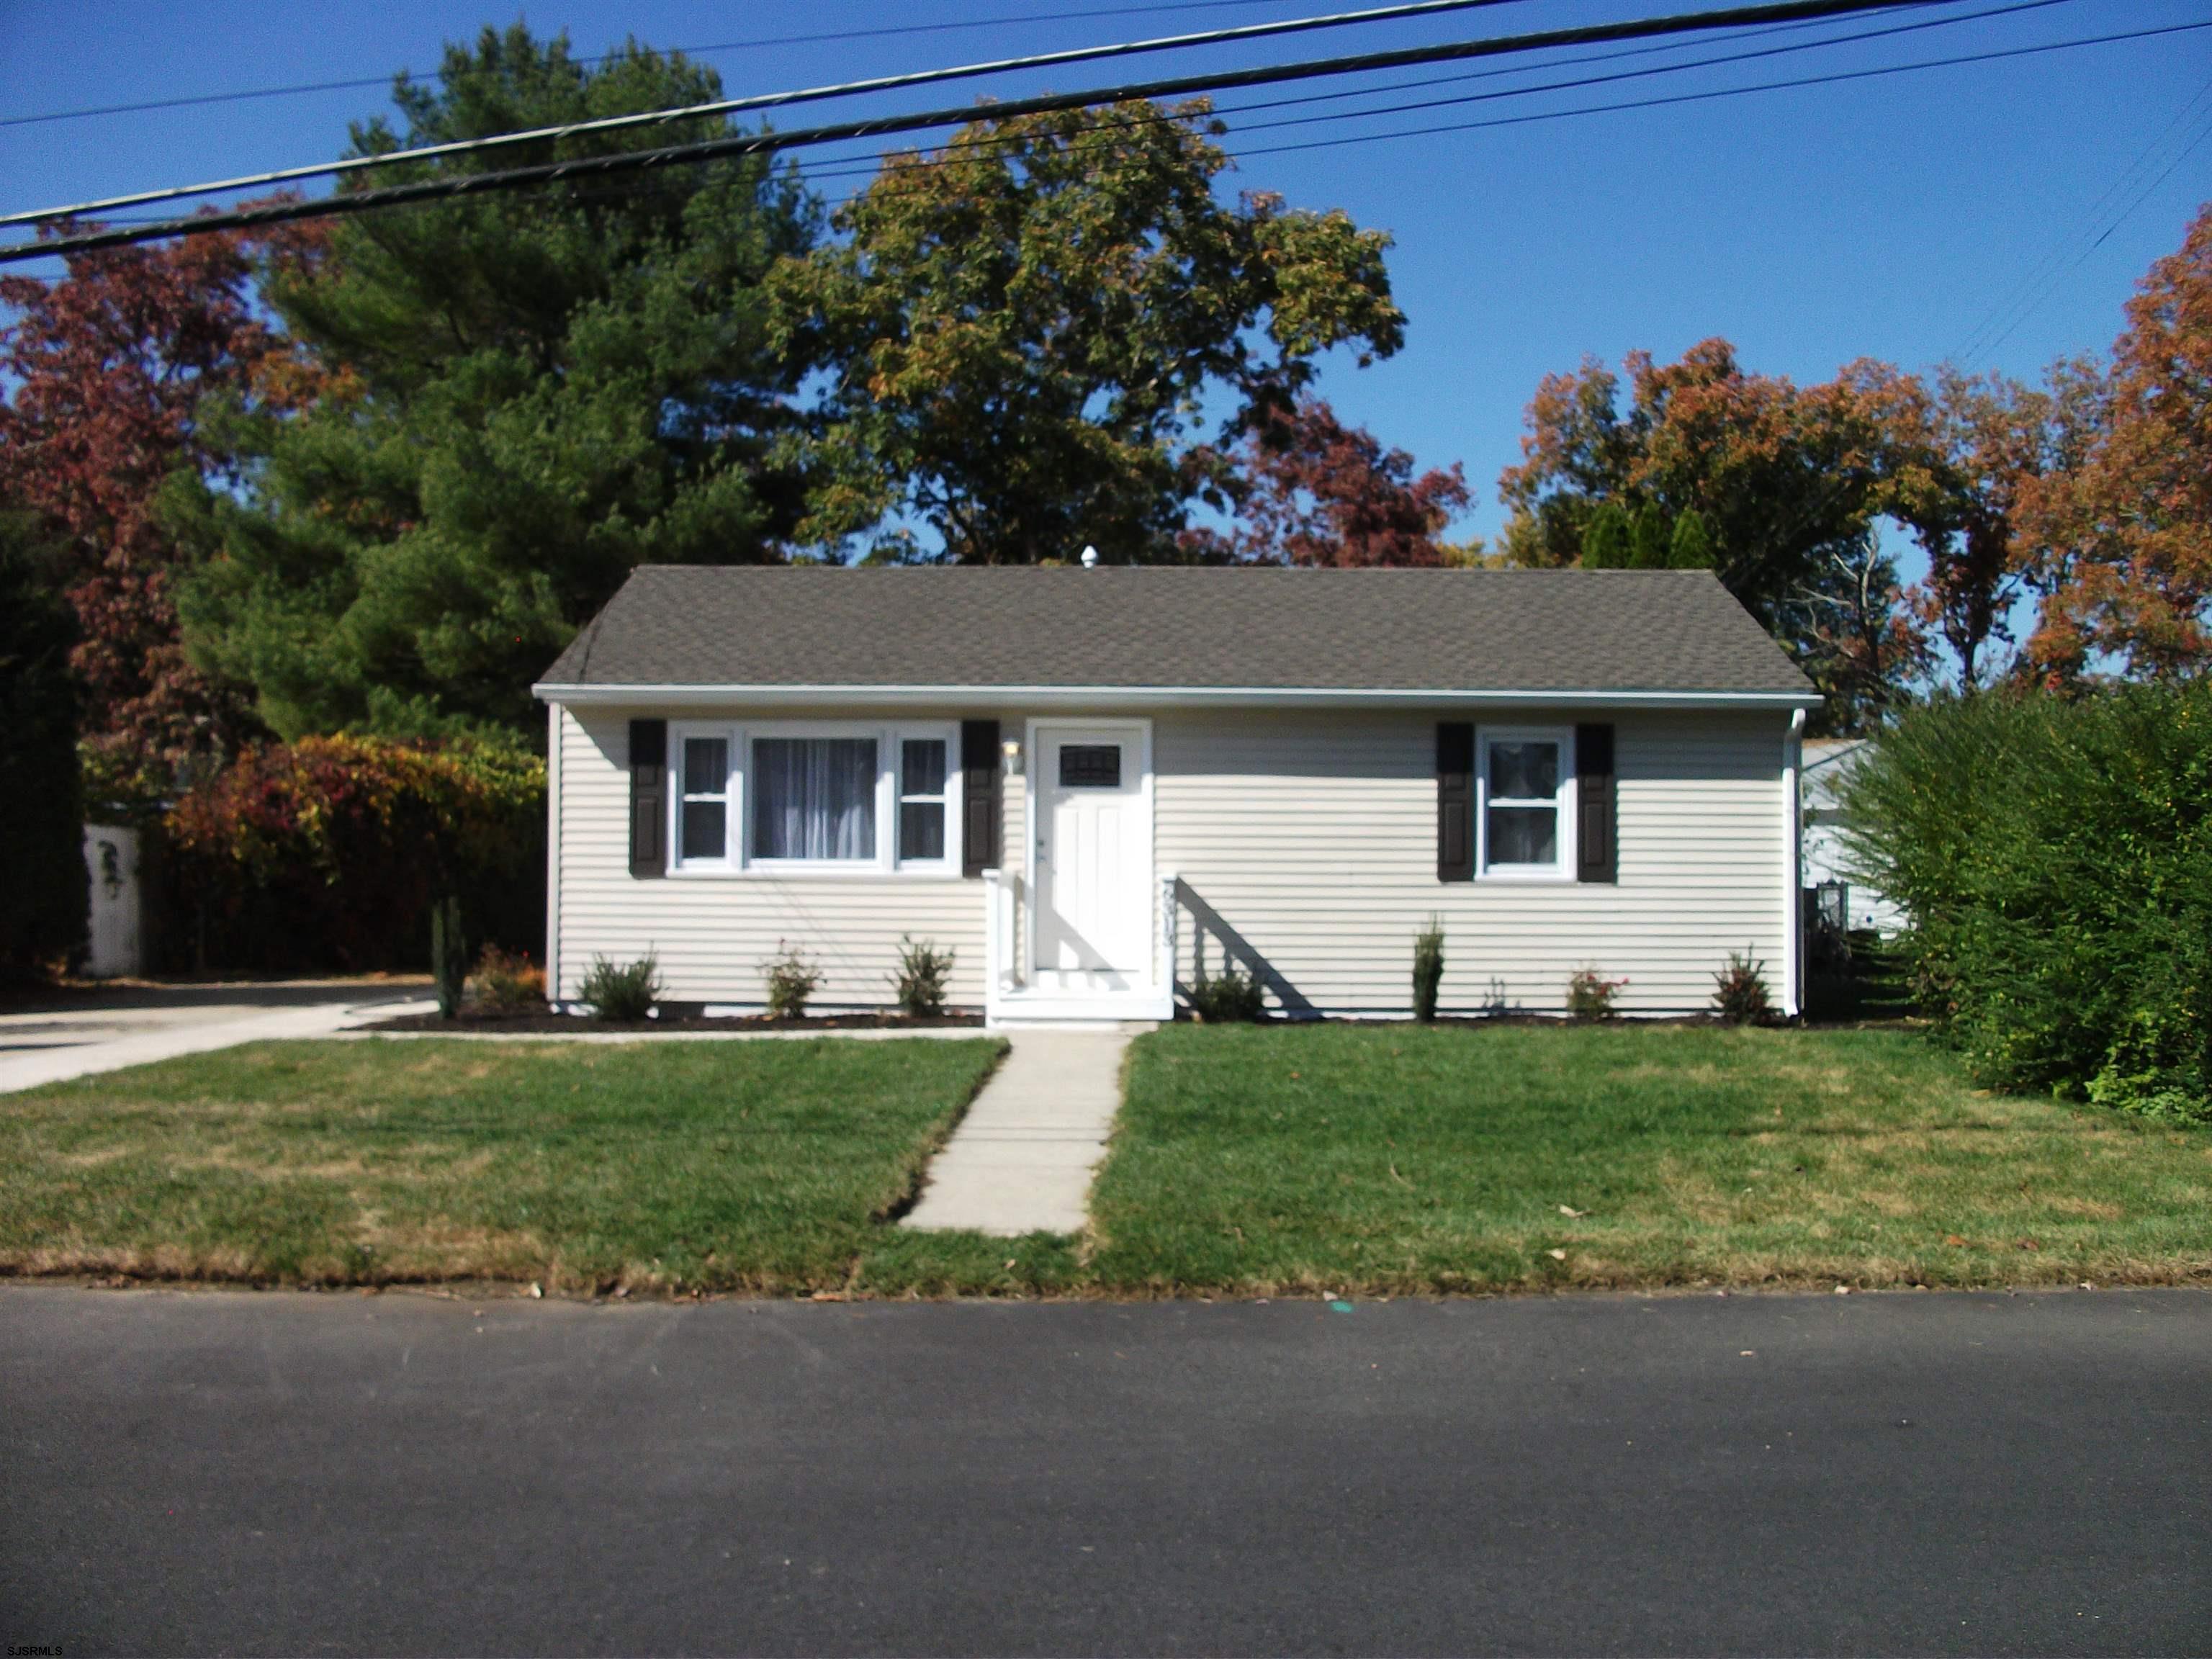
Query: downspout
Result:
<box><xmin>1783</xmin><ymin>706</ymin><xmax>1806</xmax><ymax>1018</ymax></box>
<box><xmin>545</xmin><ymin>700</ymin><xmax>563</xmax><ymax>1005</ymax></box>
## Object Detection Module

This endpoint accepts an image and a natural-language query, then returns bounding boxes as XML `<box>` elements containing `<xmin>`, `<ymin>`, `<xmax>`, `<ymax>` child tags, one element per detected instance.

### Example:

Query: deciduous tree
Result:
<box><xmin>1498</xmin><ymin>339</ymin><xmax>1923</xmax><ymax>729</ymax></box>
<box><xmin>0</xmin><ymin>219</ymin><xmax>315</xmax><ymax>795</ymax></box>
<box><xmin>768</xmin><ymin>100</ymin><xmax>1406</xmax><ymax>564</ymax></box>
<box><xmin>2017</xmin><ymin>202</ymin><xmax>2212</xmax><ymax>680</ymax></box>
<box><xmin>1177</xmin><ymin>397</ymin><xmax>1467</xmax><ymax>566</ymax></box>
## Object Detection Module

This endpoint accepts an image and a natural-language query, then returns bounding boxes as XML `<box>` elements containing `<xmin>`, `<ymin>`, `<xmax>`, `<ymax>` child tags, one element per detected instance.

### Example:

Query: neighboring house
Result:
<box><xmin>1800</xmin><ymin>738</ymin><xmax>1905</xmax><ymax>936</ymax></box>
<box><xmin>534</xmin><ymin>566</ymin><xmax>1820</xmax><ymax>1025</ymax></box>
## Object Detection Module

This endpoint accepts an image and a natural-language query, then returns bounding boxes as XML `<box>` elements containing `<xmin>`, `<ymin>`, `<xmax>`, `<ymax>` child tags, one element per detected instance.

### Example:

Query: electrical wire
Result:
<box><xmin>769</xmin><ymin>0</ymin><xmax>2070</xmax><ymax>181</ymax></box>
<box><xmin>1</xmin><ymin>0</ymin><xmax>1546</xmax><ymax>228</ymax></box>
<box><xmin>1956</xmin><ymin>68</ymin><xmax>2212</xmax><ymax>364</ymax></box>
<box><xmin>1227</xmin><ymin>16</ymin><xmax>2212</xmax><ymax>158</ymax></box>
<box><xmin>0</xmin><ymin>0</ymin><xmax>1300</xmax><ymax>131</ymax></box>
<box><xmin>0</xmin><ymin>0</ymin><xmax>1928</xmax><ymax>263</ymax></box>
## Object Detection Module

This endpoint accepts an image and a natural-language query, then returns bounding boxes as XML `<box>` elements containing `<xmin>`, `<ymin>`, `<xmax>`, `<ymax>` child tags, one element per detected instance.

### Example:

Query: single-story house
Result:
<box><xmin>534</xmin><ymin>565</ymin><xmax>1820</xmax><ymax>1025</ymax></box>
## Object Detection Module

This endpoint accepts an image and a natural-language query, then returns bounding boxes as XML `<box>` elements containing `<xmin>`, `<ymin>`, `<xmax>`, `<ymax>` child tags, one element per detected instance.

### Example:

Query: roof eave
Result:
<box><xmin>531</xmin><ymin>680</ymin><xmax>1821</xmax><ymax>711</ymax></box>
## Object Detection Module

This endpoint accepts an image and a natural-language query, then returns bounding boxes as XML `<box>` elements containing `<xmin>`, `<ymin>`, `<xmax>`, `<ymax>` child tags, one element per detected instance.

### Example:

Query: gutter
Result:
<box><xmin>531</xmin><ymin>682</ymin><xmax>1822</xmax><ymax>712</ymax></box>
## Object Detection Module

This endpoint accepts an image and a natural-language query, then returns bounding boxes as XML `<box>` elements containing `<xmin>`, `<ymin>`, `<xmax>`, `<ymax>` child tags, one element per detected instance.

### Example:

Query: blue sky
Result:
<box><xmin>2</xmin><ymin>0</ymin><xmax>2206</xmax><ymax>550</ymax></box>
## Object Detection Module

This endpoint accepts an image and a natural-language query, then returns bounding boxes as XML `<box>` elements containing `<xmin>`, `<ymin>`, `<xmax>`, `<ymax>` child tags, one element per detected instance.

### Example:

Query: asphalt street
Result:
<box><xmin>1</xmin><ymin>1285</ymin><xmax>2206</xmax><ymax>1655</ymax></box>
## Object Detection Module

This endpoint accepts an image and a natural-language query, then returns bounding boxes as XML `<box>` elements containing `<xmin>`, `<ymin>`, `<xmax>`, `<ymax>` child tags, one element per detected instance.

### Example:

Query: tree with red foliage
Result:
<box><xmin>0</xmin><ymin>216</ymin><xmax>322</xmax><ymax>801</ymax></box>
<box><xmin>1182</xmin><ymin>397</ymin><xmax>1469</xmax><ymax>566</ymax></box>
<box><xmin>2018</xmin><ymin>202</ymin><xmax>2212</xmax><ymax>681</ymax></box>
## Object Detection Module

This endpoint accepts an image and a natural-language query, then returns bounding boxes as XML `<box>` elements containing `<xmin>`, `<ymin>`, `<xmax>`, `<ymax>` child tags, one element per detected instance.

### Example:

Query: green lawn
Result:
<box><xmin>0</xmin><ymin>1037</ymin><xmax>1004</xmax><ymax>1292</ymax></box>
<box><xmin>1082</xmin><ymin>1022</ymin><xmax>2212</xmax><ymax>1295</ymax></box>
<box><xmin>7</xmin><ymin>1025</ymin><xmax>2208</xmax><ymax>1298</ymax></box>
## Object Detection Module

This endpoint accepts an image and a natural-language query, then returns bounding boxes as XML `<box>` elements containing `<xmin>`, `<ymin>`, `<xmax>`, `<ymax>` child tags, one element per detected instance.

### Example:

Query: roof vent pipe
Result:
<box><xmin>1080</xmin><ymin>544</ymin><xmax>1099</xmax><ymax>568</ymax></box>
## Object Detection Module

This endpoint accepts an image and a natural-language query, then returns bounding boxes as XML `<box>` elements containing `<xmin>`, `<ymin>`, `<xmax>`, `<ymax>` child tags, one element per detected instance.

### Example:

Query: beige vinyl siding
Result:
<box><xmin>552</xmin><ymin>702</ymin><xmax>1789</xmax><ymax>1017</ymax></box>
<box><xmin>550</xmin><ymin>706</ymin><xmax>994</xmax><ymax>1010</ymax></box>
<box><xmin>1154</xmin><ymin>707</ymin><xmax>1789</xmax><ymax>1016</ymax></box>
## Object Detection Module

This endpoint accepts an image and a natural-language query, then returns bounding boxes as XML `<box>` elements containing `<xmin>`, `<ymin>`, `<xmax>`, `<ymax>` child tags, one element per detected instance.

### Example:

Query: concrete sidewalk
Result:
<box><xmin>900</xmin><ymin>1025</ymin><xmax>1143</xmax><ymax>1236</ymax></box>
<box><xmin>0</xmin><ymin>981</ymin><xmax>436</xmax><ymax>1094</ymax></box>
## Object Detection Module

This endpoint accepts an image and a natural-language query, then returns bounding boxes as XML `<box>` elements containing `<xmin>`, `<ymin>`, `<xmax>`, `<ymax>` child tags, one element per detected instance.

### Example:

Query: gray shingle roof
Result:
<box><xmin>537</xmin><ymin>565</ymin><xmax>1814</xmax><ymax>697</ymax></box>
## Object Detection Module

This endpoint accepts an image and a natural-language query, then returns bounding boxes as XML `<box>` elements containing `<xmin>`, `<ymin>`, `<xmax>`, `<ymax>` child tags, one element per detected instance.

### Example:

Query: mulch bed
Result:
<box><xmin>363</xmin><ymin>1007</ymin><xmax>984</xmax><ymax>1033</ymax></box>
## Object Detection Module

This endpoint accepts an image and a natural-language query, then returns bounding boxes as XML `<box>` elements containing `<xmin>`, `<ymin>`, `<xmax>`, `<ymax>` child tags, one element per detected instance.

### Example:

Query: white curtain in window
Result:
<box><xmin>754</xmin><ymin>738</ymin><xmax>878</xmax><ymax>859</ymax></box>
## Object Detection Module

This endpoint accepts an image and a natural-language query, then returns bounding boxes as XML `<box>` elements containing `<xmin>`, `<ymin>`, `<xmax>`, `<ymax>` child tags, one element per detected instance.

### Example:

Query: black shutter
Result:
<box><xmin>1576</xmin><ymin>723</ymin><xmax>1617</xmax><ymax>884</ymax></box>
<box><xmin>629</xmin><ymin>719</ymin><xmax>667</xmax><ymax>878</ymax></box>
<box><xmin>1437</xmin><ymin>721</ymin><xmax>1474</xmax><ymax>883</ymax></box>
<box><xmin>961</xmin><ymin>719</ymin><xmax>1002</xmax><ymax>878</ymax></box>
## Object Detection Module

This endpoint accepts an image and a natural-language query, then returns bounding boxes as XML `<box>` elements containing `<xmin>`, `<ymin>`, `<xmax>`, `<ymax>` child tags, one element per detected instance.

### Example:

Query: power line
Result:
<box><xmin>39</xmin><ymin>4</ymin><xmax>2172</xmax><ymax>254</ymax></box>
<box><xmin>770</xmin><ymin>0</ymin><xmax>2067</xmax><ymax>181</ymax></box>
<box><xmin>1</xmin><ymin>0</ymin><xmax>1544</xmax><ymax>228</ymax></box>
<box><xmin>81</xmin><ymin>11</ymin><xmax>1892</xmax><ymax>222</ymax></box>
<box><xmin>1956</xmin><ymin>68</ymin><xmax>2212</xmax><ymax>364</ymax></box>
<box><xmin>1228</xmin><ymin>16</ymin><xmax>2212</xmax><ymax>158</ymax></box>
<box><xmin>757</xmin><ymin>12</ymin><xmax>2209</xmax><ymax>188</ymax></box>
<box><xmin>0</xmin><ymin>0</ymin><xmax>1925</xmax><ymax>263</ymax></box>
<box><xmin>0</xmin><ymin>0</ymin><xmax>1298</xmax><ymax>131</ymax></box>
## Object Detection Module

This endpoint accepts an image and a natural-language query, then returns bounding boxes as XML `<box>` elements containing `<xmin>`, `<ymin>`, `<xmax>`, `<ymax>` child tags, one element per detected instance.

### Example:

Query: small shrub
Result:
<box><xmin>1566</xmin><ymin>967</ymin><xmax>1627</xmax><ymax>1021</ymax></box>
<box><xmin>2085</xmin><ymin>1007</ymin><xmax>2212</xmax><ymax>1125</ymax></box>
<box><xmin>763</xmin><ymin>941</ymin><xmax>824</xmax><ymax>1020</ymax></box>
<box><xmin>1411</xmin><ymin>919</ymin><xmax>1445</xmax><ymax>1022</ymax></box>
<box><xmin>891</xmin><ymin>935</ymin><xmax>956</xmax><ymax>1017</ymax></box>
<box><xmin>1711</xmin><ymin>947</ymin><xmax>1773</xmax><ymax>1025</ymax></box>
<box><xmin>430</xmin><ymin>896</ymin><xmax>465</xmax><ymax>1020</ymax></box>
<box><xmin>580</xmin><ymin>953</ymin><xmax>662</xmax><ymax>1022</ymax></box>
<box><xmin>1187</xmin><ymin>963</ymin><xmax>1267</xmax><ymax>1022</ymax></box>
<box><xmin>472</xmin><ymin>944</ymin><xmax>545</xmax><ymax>1014</ymax></box>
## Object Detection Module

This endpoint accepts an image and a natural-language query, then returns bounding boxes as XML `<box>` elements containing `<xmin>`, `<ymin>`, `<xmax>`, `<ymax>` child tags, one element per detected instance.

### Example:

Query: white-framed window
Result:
<box><xmin>664</xmin><ymin>721</ymin><xmax>959</xmax><ymax>877</ymax></box>
<box><xmin>671</xmin><ymin>725</ymin><xmax>736</xmax><ymax>871</ymax></box>
<box><xmin>1478</xmin><ymin>727</ymin><xmax>1575</xmax><ymax>879</ymax></box>
<box><xmin>896</xmin><ymin>734</ymin><xmax>953</xmax><ymax>868</ymax></box>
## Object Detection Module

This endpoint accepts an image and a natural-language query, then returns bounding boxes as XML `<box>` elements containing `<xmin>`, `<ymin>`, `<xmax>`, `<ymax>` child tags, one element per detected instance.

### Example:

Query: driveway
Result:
<box><xmin>0</xmin><ymin>979</ymin><xmax>435</xmax><ymax>1093</ymax></box>
<box><xmin>1</xmin><ymin>1286</ymin><xmax>2204</xmax><ymax>1655</ymax></box>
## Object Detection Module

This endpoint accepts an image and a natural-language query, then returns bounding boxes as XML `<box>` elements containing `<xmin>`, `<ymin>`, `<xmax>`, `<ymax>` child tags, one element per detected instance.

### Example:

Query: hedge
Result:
<box><xmin>163</xmin><ymin>735</ymin><xmax>545</xmax><ymax>972</ymax></box>
<box><xmin>1839</xmin><ymin>685</ymin><xmax>2212</xmax><ymax>1124</ymax></box>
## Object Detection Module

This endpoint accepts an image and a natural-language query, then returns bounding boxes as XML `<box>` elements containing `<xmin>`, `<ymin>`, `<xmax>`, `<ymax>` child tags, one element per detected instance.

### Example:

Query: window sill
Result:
<box><xmin>663</xmin><ymin>863</ymin><xmax>964</xmax><ymax>881</ymax></box>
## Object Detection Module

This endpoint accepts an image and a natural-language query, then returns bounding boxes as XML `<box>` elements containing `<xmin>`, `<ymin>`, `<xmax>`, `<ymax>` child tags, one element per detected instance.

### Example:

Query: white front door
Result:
<box><xmin>1031</xmin><ymin>722</ymin><xmax>1152</xmax><ymax>997</ymax></box>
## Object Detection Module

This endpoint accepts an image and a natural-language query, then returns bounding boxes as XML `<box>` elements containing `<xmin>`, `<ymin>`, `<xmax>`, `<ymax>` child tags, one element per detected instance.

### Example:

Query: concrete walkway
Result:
<box><xmin>901</xmin><ymin>1025</ymin><xmax>1144</xmax><ymax>1236</ymax></box>
<box><xmin>0</xmin><ymin>981</ymin><xmax>437</xmax><ymax>1094</ymax></box>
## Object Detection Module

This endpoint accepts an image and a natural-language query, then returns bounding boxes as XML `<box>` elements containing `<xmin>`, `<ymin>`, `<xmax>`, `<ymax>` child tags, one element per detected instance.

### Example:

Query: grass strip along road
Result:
<box><xmin>1</xmin><ymin>1024</ymin><xmax>2206</xmax><ymax>1296</ymax></box>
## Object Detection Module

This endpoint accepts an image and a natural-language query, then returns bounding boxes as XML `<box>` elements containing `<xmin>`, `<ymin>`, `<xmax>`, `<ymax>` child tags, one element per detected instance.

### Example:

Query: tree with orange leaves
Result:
<box><xmin>2017</xmin><ymin>202</ymin><xmax>2212</xmax><ymax>682</ymax></box>
<box><xmin>1498</xmin><ymin>339</ymin><xmax>1925</xmax><ymax>731</ymax></box>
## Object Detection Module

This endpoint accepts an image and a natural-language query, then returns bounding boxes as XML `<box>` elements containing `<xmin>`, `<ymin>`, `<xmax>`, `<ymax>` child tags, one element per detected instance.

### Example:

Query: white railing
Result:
<box><xmin>982</xmin><ymin>867</ymin><xmax>1021</xmax><ymax>1000</ymax></box>
<box><xmin>1158</xmin><ymin>868</ymin><xmax>1179</xmax><ymax>1009</ymax></box>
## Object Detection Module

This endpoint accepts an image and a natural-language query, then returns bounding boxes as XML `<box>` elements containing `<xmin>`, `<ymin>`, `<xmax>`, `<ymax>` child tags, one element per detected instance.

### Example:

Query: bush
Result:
<box><xmin>0</xmin><ymin>516</ymin><xmax>87</xmax><ymax>981</ymax></box>
<box><xmin>1712</xmin><ymin>948</ymin><xmax>1773</xmax><ymax>1025</ymax></box>
<box><xmin>1840</xmin><ymin>684</ymin><xmax>2212</xmax><ymax>1123</ymax></box>
<box><xmin>1187</xmin><ymin>963</ymin><xmax>1267</xmax><ymax>1022</ymax></box>
<box><xmin>1566</xmin><ymin>967</ymin><xmax>1627</xmax><ymax>1021</ymax></box>
<box><xmin>1411</xmin><ymin>920</ymin><xmax>1445</xmax><ymax>1022</ymax></box>
<box><xmin>162</xmin><ymin>734</ymin><xmax>544</xmax><ymax>971</ymax></box>
<box><xmin>891</xmin><ymin>935</ymin><xmax>955</xmax><ymax>1017</ymax></box>
<box><xmin>580</xmin><ymin>953</ymin><xmax>661</xmax><ymax>1022</ymax></box>
<box><xmin>472</xmin><ymin>944</ymin><xmax>545</xmax><ymax>1014</ymax></box>
<box><xmin>763</xmin><ymin>941</ymin><xmax>824</xmax><ymax>1020</ymax></box>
